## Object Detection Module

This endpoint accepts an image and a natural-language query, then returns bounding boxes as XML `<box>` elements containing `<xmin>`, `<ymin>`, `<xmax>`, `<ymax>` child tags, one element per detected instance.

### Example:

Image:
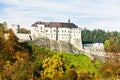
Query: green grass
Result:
<box><xmin>60</xmin><ymin>52</ymin><xmax>103</xmax><ymax>75</ymax></box>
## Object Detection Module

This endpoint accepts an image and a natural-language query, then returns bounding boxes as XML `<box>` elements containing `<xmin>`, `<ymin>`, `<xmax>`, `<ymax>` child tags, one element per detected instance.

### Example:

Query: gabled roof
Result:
<box><xmin>32</xmin><ymin>21</ymin><xmax>78</xmax><ymax>28</ymax></box>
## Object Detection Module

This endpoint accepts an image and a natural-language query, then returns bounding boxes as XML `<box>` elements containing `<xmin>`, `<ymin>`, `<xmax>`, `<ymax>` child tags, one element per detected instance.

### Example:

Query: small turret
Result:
<box><xmin>68</xmin><ymin>18</ymin><xmax>71</xmax><ymax>23</ymax></box>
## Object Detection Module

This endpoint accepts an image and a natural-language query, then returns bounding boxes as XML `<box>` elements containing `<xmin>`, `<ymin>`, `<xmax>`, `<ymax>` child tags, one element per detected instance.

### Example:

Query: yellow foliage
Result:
<box><xmin>42</xmin><ymin>53</ymin><xmax>64</xmax><ymax>79</ymax></box>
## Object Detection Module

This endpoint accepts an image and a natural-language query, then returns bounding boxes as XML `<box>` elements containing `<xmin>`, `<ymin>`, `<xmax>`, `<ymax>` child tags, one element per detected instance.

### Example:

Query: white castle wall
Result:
<box><xmin>16</xmin><ymin>34</ymin><xmax>31</xmax><ymax>41</ymax></box>
<box><xmin>31</xmin><ymin>24</ymin><xmax>81</xmax><ymax>41</ymax></box>
<box><xmin>8</xmin><ymin>24</ymin><xmax>31</xmax><ymax>42</ymax></box>
<box><xmin>31</xmin><ymin>24</ymin><xmax>83</xmax><ymax>50</ymax></box>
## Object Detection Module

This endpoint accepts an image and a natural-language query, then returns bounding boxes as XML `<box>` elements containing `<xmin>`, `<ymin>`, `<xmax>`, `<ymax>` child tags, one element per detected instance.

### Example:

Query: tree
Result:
<box><xmin>100</xmin><ymin>45</ymin><xmax>120</xmax><ymax>79</ymax></box>
<box><xmin>3</xmin><ymin>29</ymin><xmax>19</xmax><ymax>54</ymax></box>
<box><xmin>66</xmin><ymin>69</ymin><xmax>78</xmax><ymax>80</ymax></box>
<box><xmin>19</xmin><ymin>28</ymin><xmax>30</xmax><ymax>34</ymax></box>
<box><xmin>82</xmin><ymin>28</ymin><xmax>107</xmax><ymax>43</ymax></box>
<box><xmin>42</xmin><ymin>54</ymin><xmax>65</xmax><ymax>79</ymax></box>
<box><xmin>0</xmin><ymin>23</ymin><xmax>5</xmax><ymax>40</ymax></box>
<box><xmin>104</xmin><ymin>40</ymin><xmax>111</xmax><ymax>51</ymax></box>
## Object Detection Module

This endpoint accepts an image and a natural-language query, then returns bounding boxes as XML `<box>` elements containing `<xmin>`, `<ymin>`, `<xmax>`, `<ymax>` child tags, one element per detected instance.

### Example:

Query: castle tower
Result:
<box><xmin>9</xmin><ymin>24</ymin><xmax>20</xmax><ymax>34</ymax></box>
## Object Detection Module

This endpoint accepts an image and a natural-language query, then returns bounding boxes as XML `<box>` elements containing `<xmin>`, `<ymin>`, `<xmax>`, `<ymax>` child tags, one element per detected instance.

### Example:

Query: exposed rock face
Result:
<box><xmin>31</xmin><ymin>38</ymin><xmax>105</xmax><ymax>61</ymax></box>
<box><xmin>71</xmin><ymin>38</ymin><xmax>83</xmax><ymax>50</ymax></box>
<box><xmin>32</xmin><ymin>37</ymin><xmax>80</xmax><ymax>53</ymax></box>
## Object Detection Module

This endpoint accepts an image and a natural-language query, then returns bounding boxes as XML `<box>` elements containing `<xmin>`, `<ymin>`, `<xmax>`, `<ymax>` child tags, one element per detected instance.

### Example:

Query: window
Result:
<box><xmin>54</xmin><ymin>30</ymin><xmax>56</xmax><ymax>32</ymax></box>
<box><xmin>41</xmin><ymin>27</ymin><xmax>42</xmax><ymax>30</ymax></box>
<box><xmin>46</xmin><ymin>30</ymin><xmax>48</xmax><ymax>32</ymax></box>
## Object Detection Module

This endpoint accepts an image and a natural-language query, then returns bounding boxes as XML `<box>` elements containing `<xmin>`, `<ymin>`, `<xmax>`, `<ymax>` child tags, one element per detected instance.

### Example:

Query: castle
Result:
<box><xmin>31</xmin><ymin>20</ymin><xmax>82</xmax><ymax>50</ymax></box>
<box><xmin>9</xmin><ymin>20</ymin><xmax>83</xmax><ymax>50</ymax></box>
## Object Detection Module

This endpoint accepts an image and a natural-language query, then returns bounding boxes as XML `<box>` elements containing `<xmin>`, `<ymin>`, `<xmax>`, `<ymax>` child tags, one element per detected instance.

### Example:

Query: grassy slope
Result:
<box><xmin>48</xmin><ymin>50</ymin><xmax>103</xmax><ymax>75</ymax></box>
<box><xmin>29</xmin><ymin>43</ymin><xmax>103</xmax><ymax>75</ymax></box>
<box><xmin>62</xmin><ymin>53</ymin><xmax>103</xmax><ymax>74</ymax></box>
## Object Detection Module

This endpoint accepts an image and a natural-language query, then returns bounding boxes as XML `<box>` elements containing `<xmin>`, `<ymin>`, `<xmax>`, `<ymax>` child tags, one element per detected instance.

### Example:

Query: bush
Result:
<box><xmin>66</xmin><ymin>69</ymin><xmax>78</xmax><ymax>80</ymax></box>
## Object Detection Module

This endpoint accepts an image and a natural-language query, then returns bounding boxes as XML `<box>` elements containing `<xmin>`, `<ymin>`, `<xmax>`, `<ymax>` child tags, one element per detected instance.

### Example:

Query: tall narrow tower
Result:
<box><xmin>68</xmin><ymin>18</ymin><xmax>71</xmax><ymax>23</ymax></box>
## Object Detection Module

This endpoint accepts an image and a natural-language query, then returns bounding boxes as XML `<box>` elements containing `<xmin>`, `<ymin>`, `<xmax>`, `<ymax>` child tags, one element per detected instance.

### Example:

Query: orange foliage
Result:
<box><xmin>3</xmin><ymin>60</ymin><xmax>13</xmax><ymax>78</ymax></box>
<box><xmin>12</xmin><ymin>51</ymin><xmax>30</xmax><ymax>62</ymax></box>
<box><xmin>3</xmin><ymin>29</ymin><xmax>19</xmax><ymax>54</ymax></box>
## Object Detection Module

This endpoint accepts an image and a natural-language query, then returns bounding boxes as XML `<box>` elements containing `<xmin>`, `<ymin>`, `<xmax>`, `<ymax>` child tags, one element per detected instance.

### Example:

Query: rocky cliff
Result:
<box><xmin>31</xmin><ymin>37</ymin><xmax>81</xmax><ymax>53</ymax></box>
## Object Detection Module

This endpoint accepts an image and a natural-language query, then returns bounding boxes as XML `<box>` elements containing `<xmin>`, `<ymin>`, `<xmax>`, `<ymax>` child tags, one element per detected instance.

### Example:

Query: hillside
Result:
<box><xmin>28</xmin><ymin>43</ymin><xmax>103</xmax><ymax>79</ymax></box>
<box><xmin>58</xmin><ymin>52</ymin><xmax>103</xmax><ymax>74</ymax></box>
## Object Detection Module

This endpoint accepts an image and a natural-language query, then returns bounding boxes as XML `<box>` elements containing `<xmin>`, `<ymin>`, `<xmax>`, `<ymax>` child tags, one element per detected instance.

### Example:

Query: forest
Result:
<box><xmin>82</xmin><ymin>28</ymin><xmax>120</xmax><ymax>51</ymax></box>
<box><xmin>0</xmin><ymin>23</ymin><xmax>120</xmax><ymax>80</ymax></box>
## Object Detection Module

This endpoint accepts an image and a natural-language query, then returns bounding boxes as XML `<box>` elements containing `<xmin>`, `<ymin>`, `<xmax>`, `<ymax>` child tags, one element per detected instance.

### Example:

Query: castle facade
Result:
<box><xmin>31</xmin><ymin>21</ymin><xmax>82</xmax><ymax>50</ymax></box>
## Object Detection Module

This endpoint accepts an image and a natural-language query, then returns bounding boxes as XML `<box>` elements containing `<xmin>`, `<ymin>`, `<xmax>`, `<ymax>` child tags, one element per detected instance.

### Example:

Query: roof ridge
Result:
<box><xmin>32</xmin><ymin>21</ymin><xmax>78</xmax><ymax>28</ymax></box>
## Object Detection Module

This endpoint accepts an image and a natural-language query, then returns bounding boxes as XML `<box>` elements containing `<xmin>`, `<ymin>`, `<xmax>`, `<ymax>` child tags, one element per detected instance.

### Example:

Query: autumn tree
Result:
<box><xmin>3</xmin><ymin>29</ymin><xmax>19</xmax><ymax>54</ymax></box>
<box><xmin>100</xmin><ymin>45</ymin><xmax>120</xmax><ymax>79</ymax></box>
<box><xmin>0</xmin><ymin>23</ymin><xmax>5</xmax><ymax>40</ymax></box>
<box><xmin>66</xmin><ymin>69</ymin><xmax>78</xmax><ymax>80</ymax></box>
<box><xmin>42</xmin><ymin>53</ymin><xmax>65</xmax><ymax>79</ymax></box>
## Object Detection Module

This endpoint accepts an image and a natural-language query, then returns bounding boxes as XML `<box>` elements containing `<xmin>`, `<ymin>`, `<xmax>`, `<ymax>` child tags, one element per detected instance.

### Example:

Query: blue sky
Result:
<box><xmin>0</xmin><ymin>0</ymin><xmax>120</xmax><ymax>31</ymax></box>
